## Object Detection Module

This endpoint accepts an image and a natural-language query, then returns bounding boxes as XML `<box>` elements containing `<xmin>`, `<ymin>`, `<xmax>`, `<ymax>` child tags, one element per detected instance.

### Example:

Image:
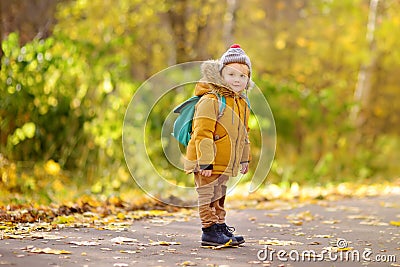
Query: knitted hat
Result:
<box><xmin>219</xmin><ymin>44</ymin><xmax>252</xmax><ymax>77</ymax></box>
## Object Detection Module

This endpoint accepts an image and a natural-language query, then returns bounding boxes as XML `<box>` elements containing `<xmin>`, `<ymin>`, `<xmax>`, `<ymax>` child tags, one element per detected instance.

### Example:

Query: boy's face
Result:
<box><xmin>221</xmin><ymin>63</ymin><xmax>249</xmax><ymax>93</ymax></box>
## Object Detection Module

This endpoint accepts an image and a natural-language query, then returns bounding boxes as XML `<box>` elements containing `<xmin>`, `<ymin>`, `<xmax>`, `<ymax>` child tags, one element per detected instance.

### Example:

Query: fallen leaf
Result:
<box><xmin>347</xmin><ymin>215</ymin><xmax>377</xmax><ymax>220</ymax></box>
<box><xmin>178</xmin><ymin>261</ymin><xmax>197</xmax><ymax>266</ymax></box>
<box><xmin>201</xmin><ymin>239</ymin><xmax>234</xmax><ymax>249</ymax></box>
<box><xmin>314</xmin><ymin>234</ymin><xmax>333</xmax><ymax>238</ymax></box>
<box><xmin>389</xmin><ymin>221</ymin><xmax>400</xmax><ymax>227</ymax></box>
<box><xmin>294</xmin><ymin>232</ymin><xmax>305</xmax><ymax>236</ymax></box>
<box><xmin>288</xmin><ymin>220</ymin><xmax>303</xmax><ymax>226</ymax></box>
<box><xmin>3</xmin><ymin>234</ymin><xmax>24</xmax><ymax>239</ymax></box>
<box><xmin>323</xmin><ymin>246</ymin><xmax>354</xmax><ymax>253</ymax></box>
<box><xmin>113</xmin><ymin>264</ymin><xmax>129</xmax><ymax>267</ymax></box>
<box><xmin>322</xmin><ymin>220</ymin><xmax>341</xmax><ymax>224</ymax></box>
<box><xmin>119</xmin><ymin>250</ymin><xmax>138</xmax><ymax>254</ymax></box>
<box><xmin>58</xmin><ymin>255</ymin><xmax>70</xmax><ymax>259</ymax></box>
<box><xmin>286</xmin><ymin>210</ymin><xmax>315</xmax><ymax>222</ymax></box>
<box><xmin>338</xmin><ymin>247</ymin><xmax>353</xmax><ymax>252</ymax></box>
<box><xmin>110</xmin><ymin>236</ymin><xmax>138</xmax><ymax>244</ymax></box>
<box><xmin>54</xmin><ymin>215</ymin><xmax>75</xmax><ymax>224</ymax></box>
<box><xmin>69</xmin><ymin>241</ymin><xmax>100</xmax><ymax>246</ymax></box>
<box><xmin>380</xmin><ymin>202</ymin><xmax>399</xmax><ymax>208</ymax></box>
<box><xmin>264</xmin><ymin>213</ymin><xmax>279</xmax><ymax>217</ymax></box>
<box><xmin>30</xmin><ymin>247</ymin><xmax>71</xmax><ymax>255</ymax></box>
<box><xmin>103</xmin><ymin>225</ymin><xmax>130</xmax><ymax>231</ymax></box>
<box><xmin>149</xmin><ymin>240</ymin><xmax>181</xmax><ymax>246</ymax></box>
<box><xmin>116</xmin><ymin>213</ymin><xmax>126</xmax><ymax>220</ymax></box>
<box><xmin>347</xmin><ymin>215</ymin><xmax>389</xmax><ymax>226</ymax></box>
<box><xmin>31</xmin><ymin>233</ymin><xmax>66</xmax><ymax>240</ymax></box>
<box><xmin>359</xmin><ymin>221</ymin><xmax>388</xmax><ymax>226</ymax></box>
<box><xmin>259</xmin><ymin>239</ymin><xmax>303</xmax><ymax>246</ymax></box>
<box><xmin>258</xmin><ymin>223</ymin><xmax>290</xmax><ymax>228</ymax></box>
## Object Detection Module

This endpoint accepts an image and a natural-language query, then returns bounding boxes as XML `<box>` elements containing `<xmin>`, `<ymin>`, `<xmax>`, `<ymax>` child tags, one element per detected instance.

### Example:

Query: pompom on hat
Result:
<box><xmin>219</xmin><ymin>44</ymin><xmax>252</xmax><ymax>77</ymax></box>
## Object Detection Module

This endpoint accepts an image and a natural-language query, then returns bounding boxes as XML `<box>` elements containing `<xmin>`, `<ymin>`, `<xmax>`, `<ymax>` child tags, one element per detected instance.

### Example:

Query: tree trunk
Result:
<box><xmin>167</xmin><ymin>0</ymin><xmax>188</xmax><ymax>63</ymax></box>
<box><xmin>351</xmin><ymin>0</ymin><xmax>380</xmax><ymax>128</ymax></box>
<box><xmin>0</xmin><ymin>0</ymin><xmax>59</xmax><ymax>44</ymax></box>
<box><xmin>223</xmin><ymin>0</ymin><xmax>237</xmax><ymax>47</ymax></box>
<box><xmin>0</xmin><ymin>0</ymin><xmax>3</xmax><ymax>60</ymax></box>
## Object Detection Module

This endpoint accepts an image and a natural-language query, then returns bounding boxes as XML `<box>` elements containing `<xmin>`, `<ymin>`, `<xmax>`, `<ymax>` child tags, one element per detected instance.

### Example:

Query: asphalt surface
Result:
<box><xmin>0</xmin><ymin>195</ymin><xmax>399</xmax><ymax>267</ymax></box>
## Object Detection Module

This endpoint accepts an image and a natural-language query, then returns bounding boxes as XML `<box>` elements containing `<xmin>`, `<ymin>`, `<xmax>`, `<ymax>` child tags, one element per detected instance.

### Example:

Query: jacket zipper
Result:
<box><xmin>232</xmin><ymin>95</ymin><xmax>241</xmax><ymax>174</ymax></box>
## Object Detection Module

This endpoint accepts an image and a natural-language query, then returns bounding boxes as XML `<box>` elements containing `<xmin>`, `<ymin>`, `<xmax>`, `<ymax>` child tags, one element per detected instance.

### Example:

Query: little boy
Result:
<box><xmin>184</xmin><ymin>44</ymin><xmax>252</xmax><ymax>246</ymax></box>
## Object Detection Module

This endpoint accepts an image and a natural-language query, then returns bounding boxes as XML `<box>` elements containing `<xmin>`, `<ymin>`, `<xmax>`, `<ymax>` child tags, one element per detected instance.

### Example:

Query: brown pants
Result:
<box><xmin>194</xmin><ymin>173</ymin><xmax>229</xmax><ymax>228</ymax></box>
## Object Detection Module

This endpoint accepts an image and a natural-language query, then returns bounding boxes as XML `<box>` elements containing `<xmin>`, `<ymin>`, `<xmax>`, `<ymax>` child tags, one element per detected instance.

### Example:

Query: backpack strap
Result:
<box><xmin>216</xmin><ymin>94</ymin><xmax>226</xmax><ymax>120</ymax></box>
<box><xmin>205</xmin><ymin>92</ymin><xmax>226</xmax><ymax>120</ymax></box>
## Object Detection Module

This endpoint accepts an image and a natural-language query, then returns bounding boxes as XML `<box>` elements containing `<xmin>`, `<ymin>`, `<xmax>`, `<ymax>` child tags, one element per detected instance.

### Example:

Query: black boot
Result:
<box><xmin>218</xmin><ymin>223</ymin><xmax>245</xmax><ymax>244</ymax></box>
<box><xmin>201</xmin><ymin>223</ymin><xmax>237</xmax><ymax>246</ymax></box>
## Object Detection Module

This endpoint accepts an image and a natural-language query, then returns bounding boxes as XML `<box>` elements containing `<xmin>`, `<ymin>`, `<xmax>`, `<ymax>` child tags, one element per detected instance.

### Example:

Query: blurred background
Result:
<box><xmin>1</xmin><ymin>0</ymin><xmax>399</xmax><ymax>204</ymax></box>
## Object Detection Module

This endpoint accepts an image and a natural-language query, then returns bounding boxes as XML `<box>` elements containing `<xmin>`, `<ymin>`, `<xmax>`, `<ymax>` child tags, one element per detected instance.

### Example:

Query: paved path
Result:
<box><xmin>1</xmin><ymin>195</ymin><xmax>399</xmax><ymax>267</ymax></box>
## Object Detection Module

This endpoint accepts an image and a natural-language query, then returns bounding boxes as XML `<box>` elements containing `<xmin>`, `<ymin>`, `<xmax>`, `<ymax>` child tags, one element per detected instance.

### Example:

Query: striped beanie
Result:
<box><xmin>219</xmin><ymin>44</ymin><xmax>252</xmax><ymax>77</ymax></box>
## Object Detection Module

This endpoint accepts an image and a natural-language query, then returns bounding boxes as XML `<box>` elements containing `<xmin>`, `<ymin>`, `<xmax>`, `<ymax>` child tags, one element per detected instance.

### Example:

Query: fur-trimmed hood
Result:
<box><xmin>194</xmin><ymin>60</ymin><xmax>253</xmax><ymax>98</ymax></box>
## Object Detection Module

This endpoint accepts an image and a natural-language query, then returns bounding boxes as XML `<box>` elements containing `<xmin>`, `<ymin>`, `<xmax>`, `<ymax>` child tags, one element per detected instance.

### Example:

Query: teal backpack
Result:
<box><xmin>172</xmin><ymin>93</ymin><xmax>226</xmax><ymax>146</ymax></box>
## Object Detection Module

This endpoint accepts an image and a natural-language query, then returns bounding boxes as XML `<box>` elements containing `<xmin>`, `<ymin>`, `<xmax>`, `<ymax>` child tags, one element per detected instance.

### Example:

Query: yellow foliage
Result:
<box><xmin>52</xmin><ymin>179</ymin><xmax>65</xmax><ymax>192</ymax></box>
<box><xmin>116</xmin><ymin>212</ymin><xmax>125</xmax><ymax>220</ymax></box>
<box><xmin>44</xmin><ymin>160</ymin><xmax>61</xmax><ymax>176</ymax></box>
<box><xmin>54</xmin><ymin>215</ymin><xmax>75</xmax><ymax>224</ymax></box>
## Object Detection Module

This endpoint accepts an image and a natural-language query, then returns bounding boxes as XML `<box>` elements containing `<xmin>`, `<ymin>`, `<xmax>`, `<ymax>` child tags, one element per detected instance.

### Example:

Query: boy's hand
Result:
<box><xmin>240</xmin><ymin>162</ymin><xmax>249</xmax><ymax>174</ymax></box>
<box><xmin>200</xmin><ymin>169</ymin><xmax>212</xmax><ymax>177</ymax></box>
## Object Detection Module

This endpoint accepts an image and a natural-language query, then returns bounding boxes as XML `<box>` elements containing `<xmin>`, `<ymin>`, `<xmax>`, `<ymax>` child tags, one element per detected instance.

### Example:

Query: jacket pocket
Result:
<box><xmin>213</xmin><ymin>135</ymin><xmax>231</xmax><ymax>166</ymax></box>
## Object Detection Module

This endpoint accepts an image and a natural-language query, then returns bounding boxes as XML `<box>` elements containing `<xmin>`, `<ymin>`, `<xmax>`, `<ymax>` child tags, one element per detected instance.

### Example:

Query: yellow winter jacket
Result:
<box><xmin>184</xmin><ymin>60</ymin><xmax>251</xmax><ymax>177</ymax></box>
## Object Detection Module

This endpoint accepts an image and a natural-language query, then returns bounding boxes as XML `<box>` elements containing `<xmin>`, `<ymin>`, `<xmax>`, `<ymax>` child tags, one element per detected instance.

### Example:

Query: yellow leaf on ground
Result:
<box><xmin>178</xmin><ymin>261</ymin><xmax>197</xmax><ymax>266</ymax></box>
<box><xmin>289</xmin><ymin>220</ymin><xmax>303</xmax><ymax>226</ymax></box>
<box><xmin>30</xmin><ymin>247</ymin><xmax>71</xmax><ymax>255</ymax></box>
<box><xmin>360</xmin><ymin>221</ymin><xmax>388</xmax><ymax>226</ymax></box>
<box><xmin>54</xmin><ymin>215</ymin><xmax>75</xmax><ymax>224</ymax></box>
<box><xmin>69</xmin><ymin>241</ymin><xmax>100</xmax><ymax>246</ymax></box>
<box><xmin>149</xmin><ymin>241</ymin><xmax>181</xmax><ymax>246</ymax></box>
<box><xmin>323</xmin><ymin>246</ymin><xmax>354</xmax><ymax>253</ymax></box>
<box><xmin>337</xmin><ymin>247</ymin><xmax>353</xmax><ymax>251</ymax></box>
<box><xmin>31</xmin><ymin>233</ymin><xmax>66</xmax><ymax>240</ymax></box>
<box><xmin>314</xmin><ymin>234</ymin><xmax>333</xmax><ymax>238</ymax></box>
<box><xmin>390</xmin><ymin>221</ymin><xmax>400</xmax><ymax>226</ymax></box>
<box><xmin>259</xmin><ymin>239</ymin><xmax>303</xmax><ymax>246</ymax></box>
<box><xmin>201</xmin><ymin>239</ymin><xmax>234</xmax><ymax>250</ymax></box>
<box><xmin>322</xmin><ymin>220</ymin><xmax>341</xmax><ymax>224</ymax></box>
<box><xmin>116</xmin><ymin>213</ymin><xmax>125</xmax><ymax>220</ymax></box>
<box><xmin>258</xmin><ymin>223</ymin><xmax>290</xmax><ymax>228</ymax></box>
<box><xmin>110</xmin><ymin>236</ymin><xmax>137</xmax><ymax>244</ymax></box>
<box><xmin>120</xmin><ymin>250</ymin><xmax>138</xmax><ymax>254</ymax></box>
<box><xmin>4</xmin><ymin>234</ymin><xmax>24</xmax><ymax>239</ymax></box>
